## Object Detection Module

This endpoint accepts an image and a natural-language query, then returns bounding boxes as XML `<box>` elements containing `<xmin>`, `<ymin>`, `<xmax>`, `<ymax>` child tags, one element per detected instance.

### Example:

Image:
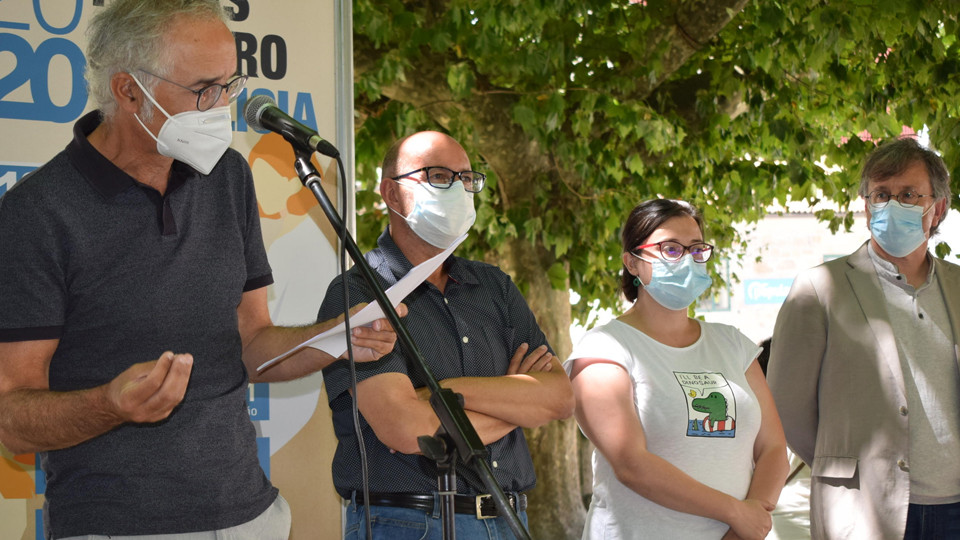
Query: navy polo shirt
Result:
<box><xmin>0</xmin><ymin>111</ymin><xmax>276</xmax><ymax>538</ymax></box>
<box><xmin>319</xmin><ymin>228</ymin><xmax>549</xmax><ymax>497</ymax></box>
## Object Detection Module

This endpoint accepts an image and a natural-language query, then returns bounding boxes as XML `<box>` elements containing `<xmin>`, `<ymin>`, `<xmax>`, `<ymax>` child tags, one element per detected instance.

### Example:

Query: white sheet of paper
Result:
<box><xmin>257</xmin><ymin>233</ymin><xmax>467</xmax><ymax>373</ymax></box>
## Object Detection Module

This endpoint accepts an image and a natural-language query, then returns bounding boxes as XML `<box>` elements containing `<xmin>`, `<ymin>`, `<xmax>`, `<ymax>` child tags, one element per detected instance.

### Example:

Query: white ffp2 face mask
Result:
<box><xmin>390</xmin><ymin>179</ymin><xmax>476</xmax><ymax>249</ymax></box>
<box><xmin>131</xmin><ymin>75</ymin><xmax>233</xmax><ymax>175</ymax></box>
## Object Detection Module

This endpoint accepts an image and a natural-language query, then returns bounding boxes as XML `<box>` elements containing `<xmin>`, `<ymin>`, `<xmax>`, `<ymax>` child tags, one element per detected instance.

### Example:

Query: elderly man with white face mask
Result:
<box><xmin>0</xmin><ymin>2</ymin><xmax>401</xmax><ymax>538</ymax></box>
<box><xmin>317</xmin><ymin>131</ymin><xmax>574</xmax><ymax>540</ymax></box>
<box><xmin>768</xmin><ymin>137</ymin><xmax>960</xmax><ymax>540</ymax></box>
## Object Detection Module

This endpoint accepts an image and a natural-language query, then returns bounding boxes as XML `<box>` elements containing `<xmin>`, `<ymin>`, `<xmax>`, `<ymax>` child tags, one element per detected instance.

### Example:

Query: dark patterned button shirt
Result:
<box><xmin>319</xmin><ymin>228</ymin><xmax>550</xmax><ymax>497</ymax></box>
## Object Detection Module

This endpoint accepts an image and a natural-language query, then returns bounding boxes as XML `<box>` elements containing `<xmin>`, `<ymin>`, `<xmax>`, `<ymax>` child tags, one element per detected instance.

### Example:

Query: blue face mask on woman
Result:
<box><xmin>636</xmin><ymin>254</ymin><xmax>713</xmax><ymax>311</ymax></box>
<box><xmin>869</xmin><ymin>201</ymin><xmax>931</xmax><ymax>257</ymax></box>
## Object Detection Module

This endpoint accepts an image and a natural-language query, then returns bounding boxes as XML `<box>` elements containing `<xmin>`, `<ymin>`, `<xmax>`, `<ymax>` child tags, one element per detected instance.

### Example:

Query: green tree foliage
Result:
<box><xmin>355</xmin><ymin>0</ymin><xmax>959</xmax><ymax>314</ymax></box>
<box><xmin>352</xmin><ymin>1</ymin><xmax>960</xmax><ymax>536</ymax></box>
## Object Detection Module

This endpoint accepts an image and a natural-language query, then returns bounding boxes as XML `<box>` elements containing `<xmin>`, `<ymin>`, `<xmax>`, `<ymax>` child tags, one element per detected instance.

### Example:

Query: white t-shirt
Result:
<box><xmin>565</xmin><ymin>319</ymin><xmax>762</xmax><ymax>540</ymax></box>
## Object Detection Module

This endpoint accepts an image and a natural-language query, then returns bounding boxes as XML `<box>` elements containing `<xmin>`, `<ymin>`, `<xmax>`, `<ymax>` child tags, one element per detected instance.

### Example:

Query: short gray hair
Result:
<box><xmin>859</xmin><ymin>137</ymin><xmax>952</xmax><ymax>235</ymax></box>
<box><xmin>86</xmin><ymin>0</ymin><xmax>228</xmax><ymax>119</ymax></box>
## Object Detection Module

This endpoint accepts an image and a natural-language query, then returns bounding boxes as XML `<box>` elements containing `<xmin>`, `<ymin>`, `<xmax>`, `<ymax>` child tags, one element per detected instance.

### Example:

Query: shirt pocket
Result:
<box><xmin>476</xmin><ymin>325</ymin><xmax>516</xmax><ymax>375</ymax></box>
<box><xmin>812</xmin><ymin>455</ymin><xmax>858</xmax><ymax>479</ymax></box>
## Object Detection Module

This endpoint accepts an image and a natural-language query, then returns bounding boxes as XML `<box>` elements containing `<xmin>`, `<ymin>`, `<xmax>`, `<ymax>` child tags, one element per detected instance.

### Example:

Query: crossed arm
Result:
<box><xmin>0</xmin><ymin>287</ymin><xmax>400</xmax><ymax>455</ymax></box>
<box><xmin>356</xmin><ymin>343</ymin><xmax>575</xmax><ymax>455</ymax></box>
<box><xmin>569</xmin><ymin>358</ymin><xmax>788</xmax><ymax>540</ymax></box>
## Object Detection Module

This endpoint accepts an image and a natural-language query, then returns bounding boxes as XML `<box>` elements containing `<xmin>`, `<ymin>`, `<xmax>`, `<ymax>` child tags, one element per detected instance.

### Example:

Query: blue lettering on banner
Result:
<box><xmin>35</xmin><ymin>509</ymin><xmax>43</xmax><ymax>540</ymax></box>
<box><xmin>0</xmin><ymin>2</ymin><xmax>31</xmax><ymax>30</ymax></box>
<box><xmin>34</xmin><ymin>453</ymin><xmax>46</xmax><ymax>494</ymax></box>
<box><xmin>257</xmin><ymin>437</ymin><xmax>270</xmax><ymax>479</ymax></box>
<box><xmin>248</xmin><ymin>382</ymin><xmax>270</xmax><ymax>420</ymax></box>
<box><xmin>0</xmin><ymin>33</ymin><xmax>88</xmax><ymax>122</ymax></box>
<box><xmin>33</xmin><ymin>0</ymin><xmax>84</xmax><ymax>35</ymax></box>
<box><xmin>291</xmin><ymin>91</ymin><xmax>318</xmax><ymax>131</ymax></box>
<box><xmin>234</xmin><ymin>88</ymin><xmax>318</xmax><ymax>133</ymax></box>
<box><xmin>0</xmin><ymin>163</ymin><xmax>38</xmax><ymax>196</ymax></box>
<box><xmin>0</xmin><ymin>20</ymin><xmax>29</xmax><ymax>31</ymax></box>
<box><xmin>744</xmin><ymin>278</ymin><xmax>794</xmax><ymax>305</ymax></box>
<box><xmin>0</xmin><ymin>0</ymin><xmax>87</xmax><ymax>124</ymax></box>
<box><xmin>0</xmin><ymin>2</ymin><xmax>90</xmax><ymax>123</ymax></box>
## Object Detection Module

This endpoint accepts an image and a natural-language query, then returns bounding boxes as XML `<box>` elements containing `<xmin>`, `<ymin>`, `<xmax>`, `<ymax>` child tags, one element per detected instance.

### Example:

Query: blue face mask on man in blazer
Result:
<box><xmin>868</xmin><ymin>200</ymin><xmax>935</xmax><ymax>258</ymax></box>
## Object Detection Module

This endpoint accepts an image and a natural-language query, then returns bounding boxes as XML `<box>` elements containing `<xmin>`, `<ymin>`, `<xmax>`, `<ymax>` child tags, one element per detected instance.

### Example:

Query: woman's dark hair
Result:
<box><xmin>620</xmin><ymin>199</ymin><xmax>705</xmax><ymax>302</ymax></box>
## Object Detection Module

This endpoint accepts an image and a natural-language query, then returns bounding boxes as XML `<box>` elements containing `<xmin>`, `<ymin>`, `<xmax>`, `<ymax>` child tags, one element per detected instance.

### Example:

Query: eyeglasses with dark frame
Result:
<box><xmin>866</xmin><ymin>189</ymin><xmax>932</xmax><ymax>209</ymax></box>
<box><xmin>138</xmin><ymin>70</ymin><xmax>248</xmax><ymax>112</ymax></box>
<box><xmin>391</xmin><ymin>166</ymin><xmax>486</xmax><ymax>193</ymax></box>
<box><xmin>631</xmin><ymin>241</ymin><xmax>715</xmax><ymax>263</ymax></box>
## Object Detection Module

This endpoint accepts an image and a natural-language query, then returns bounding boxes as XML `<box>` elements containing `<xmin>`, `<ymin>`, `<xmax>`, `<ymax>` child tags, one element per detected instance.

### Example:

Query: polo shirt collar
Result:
<box><xmin>65</xmin><ymin>110</ymin><xmax>198</xmax><ymax>200</ymax></box>
<box><xmin>376</xmin><ymin>227</ymin><xmax>480</xmax><ymax>286</ymax></box>
<box><xmin>867</xmin><ymin>241</ymin><xmax>936</xmax><ymax>292</ymax></box>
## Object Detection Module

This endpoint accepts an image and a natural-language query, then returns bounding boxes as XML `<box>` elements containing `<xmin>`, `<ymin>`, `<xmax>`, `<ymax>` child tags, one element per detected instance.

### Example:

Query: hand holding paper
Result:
<box><xmin>257</xmin><ymin>233</ymin><xmax>467</xmax><ymax>372</ymax></box>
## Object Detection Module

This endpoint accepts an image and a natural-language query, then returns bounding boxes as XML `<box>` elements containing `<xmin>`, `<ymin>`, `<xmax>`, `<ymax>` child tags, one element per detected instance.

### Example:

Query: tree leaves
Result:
<box><xmin>353</xmin><ymin>0</ymin><xmax>960</xmax><ymax>326</ymax></box>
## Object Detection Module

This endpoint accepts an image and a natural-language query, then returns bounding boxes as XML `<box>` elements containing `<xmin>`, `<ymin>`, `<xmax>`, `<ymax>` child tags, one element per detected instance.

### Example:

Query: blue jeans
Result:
<box><xmin>344</xmin><ymin>493</ymin><xmax>529</xmax><ymax>540</ymax></box>
<box><xmin>904</xmin><ymin>501</ymin><xmax>960</xmax><ymax>540</ymax></box>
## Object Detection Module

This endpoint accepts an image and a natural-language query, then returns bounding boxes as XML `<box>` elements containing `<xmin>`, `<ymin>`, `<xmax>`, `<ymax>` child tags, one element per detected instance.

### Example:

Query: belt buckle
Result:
<box><xmin>475</xmin><ymin>494</ymin><xmax>496</xmax><ymax>519</ymax></box>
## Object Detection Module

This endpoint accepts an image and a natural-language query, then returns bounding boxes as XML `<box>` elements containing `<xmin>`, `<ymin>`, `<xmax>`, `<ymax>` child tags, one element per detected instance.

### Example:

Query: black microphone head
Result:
<box><xmin>243</xmin><ymin>95</ymin><xmax>275</xmax><ymax>131</ymax></box>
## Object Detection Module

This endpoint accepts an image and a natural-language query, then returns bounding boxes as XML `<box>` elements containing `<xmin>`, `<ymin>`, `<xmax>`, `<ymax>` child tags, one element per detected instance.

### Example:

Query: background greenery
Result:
<box><xmin>350</xmin><ymin>1</ymin><xmax>960</xmax><ymax>536</ymax></box>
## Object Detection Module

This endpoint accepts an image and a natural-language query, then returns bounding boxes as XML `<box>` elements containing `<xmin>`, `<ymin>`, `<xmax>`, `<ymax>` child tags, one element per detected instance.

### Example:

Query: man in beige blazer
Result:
<box><xmin>768</xmin><ymin>137</ymin><xmax>960</xmax><ymax>540</ymax></box>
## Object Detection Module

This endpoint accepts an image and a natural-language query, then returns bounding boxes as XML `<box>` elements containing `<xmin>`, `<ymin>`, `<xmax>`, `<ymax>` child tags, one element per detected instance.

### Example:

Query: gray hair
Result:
<box><xmin>859</xmin><ymin>137</ymin><xmax>952</xmax><ymax>235</ymax></box>
<box><xmin>86</xmin><ymin>0</ymin><xmax>228</xmax><ymax>120</ymax></box>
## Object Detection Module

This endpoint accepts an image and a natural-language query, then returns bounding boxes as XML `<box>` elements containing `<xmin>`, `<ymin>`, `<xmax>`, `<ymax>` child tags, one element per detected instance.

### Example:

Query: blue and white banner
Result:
<box><xmin>0</xmin><ymin>2</ymin><xmax>349</xmax><ymax>538</ymax></box>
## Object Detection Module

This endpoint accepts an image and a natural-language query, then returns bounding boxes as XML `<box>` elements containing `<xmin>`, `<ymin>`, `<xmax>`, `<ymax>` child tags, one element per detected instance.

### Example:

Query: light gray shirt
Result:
<box><xmin>869</xmin><ymin>244</ymin><xmax>960</xmax><ymax>504</ymax></box>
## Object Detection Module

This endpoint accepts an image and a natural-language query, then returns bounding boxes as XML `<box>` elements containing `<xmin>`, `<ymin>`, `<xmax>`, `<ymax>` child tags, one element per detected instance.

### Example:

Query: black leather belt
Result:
<box><xmin>354</xmin><ymin>491</ymin><xmax>527</xmax><ymax>519</ymax></box>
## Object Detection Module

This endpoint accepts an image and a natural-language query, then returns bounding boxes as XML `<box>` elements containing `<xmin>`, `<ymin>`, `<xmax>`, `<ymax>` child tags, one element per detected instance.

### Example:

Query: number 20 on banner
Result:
<box><xmin>0</xmin><ymin>0</ymin><xmax>88</xmax><ymax>123</ymax></box>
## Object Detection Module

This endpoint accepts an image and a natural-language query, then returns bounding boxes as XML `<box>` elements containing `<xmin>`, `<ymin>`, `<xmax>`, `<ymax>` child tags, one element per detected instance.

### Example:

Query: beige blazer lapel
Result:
<box><xmin>845</xmin><ymin>243</ymin><xmax>906</xmax><ymax>398</ymax></box>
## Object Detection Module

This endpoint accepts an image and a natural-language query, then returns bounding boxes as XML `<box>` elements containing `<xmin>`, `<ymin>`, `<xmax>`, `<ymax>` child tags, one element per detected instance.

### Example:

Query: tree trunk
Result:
<box><xmin>352</xmin><ymin>6</ymin><xmax>754</xmax><ymax>536</ymax></box>
<box><xmin>497</xmin><ymin>238</ymin><xmax>585</xmax><ymax>539</ymax></box>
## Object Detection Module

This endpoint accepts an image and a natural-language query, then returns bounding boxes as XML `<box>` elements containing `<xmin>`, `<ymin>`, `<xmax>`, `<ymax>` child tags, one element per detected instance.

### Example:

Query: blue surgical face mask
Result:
<box><xmin>389</xmin><ymin>179</ymin><xmax>476</xmax><ymax>248</ymax></box>
<box><xmin>635</xmin><ymin>254</ymin><xmax>713</xmax><ymax>311</ymax></box>
<box><xmin>869</xmin><ymin>201</ymin><xmax>931</xmax><ymax>257</ymax></box>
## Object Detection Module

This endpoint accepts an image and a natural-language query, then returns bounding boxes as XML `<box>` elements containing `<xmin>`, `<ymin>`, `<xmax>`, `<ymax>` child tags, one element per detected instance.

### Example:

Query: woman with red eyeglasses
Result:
<box><xmin>565</xmin><ymin>199</ymin><xmax>789</xmax><ymax>540</ymax></box>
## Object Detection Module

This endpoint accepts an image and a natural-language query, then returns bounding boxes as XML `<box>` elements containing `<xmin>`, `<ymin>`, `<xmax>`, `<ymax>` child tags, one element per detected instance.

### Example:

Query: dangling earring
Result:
<box><xmin>633</xmin><ymin>276</ymin><xmax>642</xmax><ymax>287</ymax></box>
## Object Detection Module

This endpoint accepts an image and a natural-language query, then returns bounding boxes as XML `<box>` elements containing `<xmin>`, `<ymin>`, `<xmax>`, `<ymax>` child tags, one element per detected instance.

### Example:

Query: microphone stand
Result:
<box><xmin>291</xmin><ymin>147</ymin><xmax>532</xmax><ymax>540</ymax></box>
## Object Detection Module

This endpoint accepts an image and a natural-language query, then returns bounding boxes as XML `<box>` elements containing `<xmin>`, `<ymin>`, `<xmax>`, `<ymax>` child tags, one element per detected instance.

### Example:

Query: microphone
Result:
<box><xmin>243</xmin><ymin>95</ymin><xmax>340</xmax><ymax>158</ymax></box>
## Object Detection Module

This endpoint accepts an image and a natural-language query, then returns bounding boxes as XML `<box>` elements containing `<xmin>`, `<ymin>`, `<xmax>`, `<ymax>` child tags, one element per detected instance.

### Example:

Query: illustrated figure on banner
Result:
<box><xmin>248</xmin><ymin>131</ymin><xmax>339</xmax><ymax>325</ymax></box>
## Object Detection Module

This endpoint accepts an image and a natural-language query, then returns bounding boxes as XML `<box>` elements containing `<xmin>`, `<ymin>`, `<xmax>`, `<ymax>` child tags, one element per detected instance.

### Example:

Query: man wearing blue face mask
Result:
<box><xmin>317</xmin><ymin>131</ymin><xmax>575</xmax><ymax>539</ymax></box>
<box><xmin>0</xmin><ymin>2</ymin><xmax>402</xmax><ymax>539</ymax></box>
<box><xmin>768</xmin><ymin>137</ymin><xmax>960</xmax><ymax>540</ymax></box>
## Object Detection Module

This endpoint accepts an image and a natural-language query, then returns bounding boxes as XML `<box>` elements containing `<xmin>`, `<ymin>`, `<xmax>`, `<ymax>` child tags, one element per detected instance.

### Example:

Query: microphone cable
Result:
<box><xmin>334</xmin><ymin>155</ymin><xmax>375</xmax><ymax>540</ymax></box>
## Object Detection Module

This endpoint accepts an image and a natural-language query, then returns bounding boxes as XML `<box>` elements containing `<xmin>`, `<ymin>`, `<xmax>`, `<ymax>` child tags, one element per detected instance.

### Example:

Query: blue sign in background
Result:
<box><xmin>743</xmin><ymin>278</ymin><xmax>794</xmax><ymax>305</ymax></box>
